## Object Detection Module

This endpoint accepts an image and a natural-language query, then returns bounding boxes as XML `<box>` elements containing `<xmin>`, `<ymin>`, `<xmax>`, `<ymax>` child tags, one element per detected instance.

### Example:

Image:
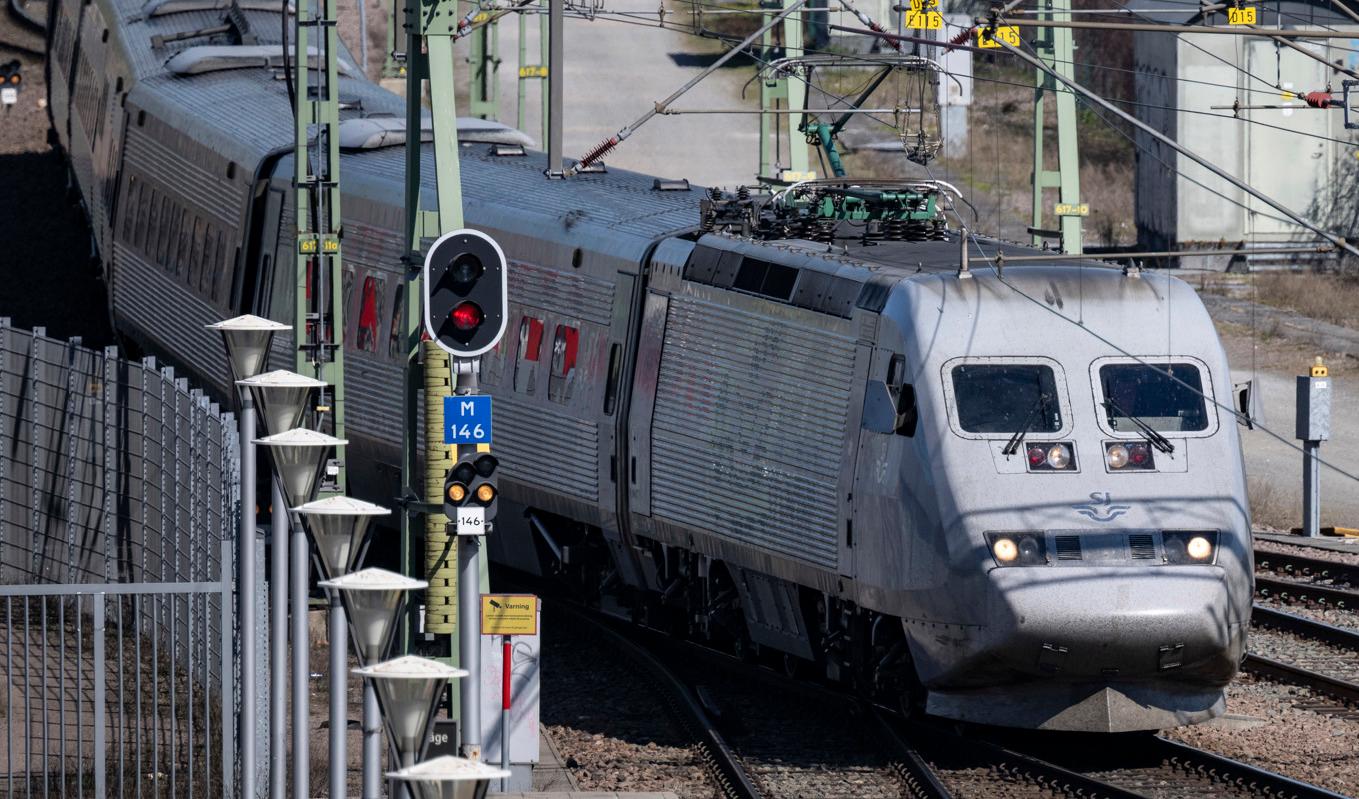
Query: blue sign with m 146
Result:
<box><xmin>444</xmin><ymin>395</ymin><xmax>493</xmax><ymax>445</ymax></box>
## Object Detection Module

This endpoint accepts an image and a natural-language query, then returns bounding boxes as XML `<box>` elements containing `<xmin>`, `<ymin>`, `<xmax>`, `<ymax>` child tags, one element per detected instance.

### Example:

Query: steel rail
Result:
<box><xmin>1243</xmin><ymin>654</ymin><xmax>1359</xmax><ymax>704</ymax></box>
<box><xmin>1256</xmin><ymin>576</ymin><xmax>1359</xmax><ymax>609</ymax></box>
<box><xmin>862</xmin><ymin>708</ymin><xmax>955</xmax><ymax>799</ymax></box>
<box><xmin>1253</xmin><ymin>604</ymin><xmax>1359</xmax><ymax>649</ymax></box>
<box><xmin>1148</xmin><ymin>736</ymin><xmax>1351</xmax><ymax>799</ymax></box>
<box><xmin>556</xmin><ymin>605</ymin><xmax>765</xmax><ymax>799</ymax></box>
<box><xmin>1254</xmin><ymin>548</ymin><xmax>1359</xmax><ymax>586</ymax></box>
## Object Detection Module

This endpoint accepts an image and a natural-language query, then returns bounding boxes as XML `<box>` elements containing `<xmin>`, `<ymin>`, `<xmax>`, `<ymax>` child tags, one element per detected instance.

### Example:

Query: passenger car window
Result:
<box><xmin>951</xmin><ymin>364</ymin><xmax>1061</xmax><ymax>434</ymax></box>
<box><xmin>514</xmin><ymin>316</ymin><xmax>544</xmax><ymax>394</ymax></box>
<box><xmin>549</xmin><ymin>324</ymin><xmax>579</xmax><ymax>404</ymax></box>
<box><xmin>1099</xmin><ymin>363</ymin><xmax>1208</xmax><ymax>432</ymax></box>
<box><xmin>387</xmin><ymin>286</ymin><xmax>404</xmax><ymax>359</ymax></box>
<box><xmin>356</xmin><ymin>275</ymin><xmax>382</xmax><ymax>352</ymax></box>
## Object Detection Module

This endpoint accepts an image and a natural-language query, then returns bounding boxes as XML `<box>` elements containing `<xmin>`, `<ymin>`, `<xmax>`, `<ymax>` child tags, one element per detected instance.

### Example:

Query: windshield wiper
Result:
<box><xmin>1102</xmin><ymin>397</ymin><xmax>1175</xmax><ymax>454</ymax></box>
<box><xmin>1002</xmin><ymin>393</ymin><xmax>1050</xmax><ymax>456</ymax></box>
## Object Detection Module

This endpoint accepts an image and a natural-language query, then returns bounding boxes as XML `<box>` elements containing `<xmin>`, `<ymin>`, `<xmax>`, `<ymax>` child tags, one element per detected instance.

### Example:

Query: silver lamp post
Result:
<box><xmin>294</xmin><ymin>496</ymin><xmax>391</xmax><ymax>799</ymax></box>
<box><xmin>255</xmin><ymin>428</ymin><xmax>346</xmax><ymax>799</ymax></box>
<box><xmin>319</xmin><ymin>568</ymin><xmax>428</xmax><ymax>798</ymax></box>
<box><xmin>236</xmin><ymin>369</ymin><xmax>325</xmax><ymax>799</ymax></box>
<box><xmin>353</xmin><ymin>656</ymin><xmax>468</xmax><ymax>774</ymax></box>
<box><xmin>207</xmin><ymin>314</ymin><xmax>288</xmax><ymax>799</ymax></box>
<box><xmin>293</xmin><ymin>495</ymin><xmax>389</xmax><ymax>579</ymax></box>
<box><xmin>386</xmin><ymin>756</ymin><xmax>511</xmax><ymax>799</ymax></box>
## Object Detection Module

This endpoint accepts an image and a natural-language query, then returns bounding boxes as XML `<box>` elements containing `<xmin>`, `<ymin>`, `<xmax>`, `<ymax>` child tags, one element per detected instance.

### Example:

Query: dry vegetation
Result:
<box><xmin>1249</xmin><ymin>273</ymin><xmax>1359</xmax><ymax>331</ymax></box>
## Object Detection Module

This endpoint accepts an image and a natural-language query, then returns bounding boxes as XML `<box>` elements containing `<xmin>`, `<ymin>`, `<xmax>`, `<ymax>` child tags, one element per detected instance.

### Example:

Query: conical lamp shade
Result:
<box><xmin>386</xmin><ymin>756</ymin><xmax>510</xmax><ymax>799</ymax></box>
<box><xmin>237</xmin><ymin>370</ymin><xmax>327</xmax><ymax>437</ymax></box>
<box><xmin>255</xmin><ymin>429</ymin><xmax>347</xmax><ymax>509</ymax></box>
<box><xmin>293</xmin><ymin>496</ymin><xmax>390</xmax><ymax>579</ymax></box>
<box><xmin>318</xmin><ymin>568</ymin><xmax>426</xmax><ymax>664</ymax></box>
<box><xmin>207</xmin><ymin>315</ymin><xmax>289</xmax><ymax>382</ymax></box>
<box><xmin>353</xmin><ymin>656</ymin><xmax>466</xmax><ymax>760</ymax></box>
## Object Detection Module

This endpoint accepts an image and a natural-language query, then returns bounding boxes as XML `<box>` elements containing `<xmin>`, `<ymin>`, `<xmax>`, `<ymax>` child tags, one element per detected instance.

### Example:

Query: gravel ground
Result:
<box><xmin>1249</xmin><ymin>622</ymin><xmax>1359</xmax><ymax>684</ymax></box>
<box><xmin>1256</xmin><ymin>538</ymin><xmax>1359</xmax><ymax>569</ymax></box>
<box><xmin>0</xmin><ymin>9</ymin><xmax>114</xmax><ymax>347</ymax></box>
<box><xmin>1165</xmin><ymin>672</ymin><xmax>1359</xmax><ymax>797</ymax></box>
<box><xmin>667</xmin><ymin>661</ymin><xmax>905</xmax><ymax>799</ymax></box>
<box><xmin>1256</xmin><ymin>598</ymin><xmax>1359</xmax><ymax>636</ymax></box>
<box><xmin>541</xmin><ymin>613</ymin><xmax>714</xmax><ymax>797</ymax></box>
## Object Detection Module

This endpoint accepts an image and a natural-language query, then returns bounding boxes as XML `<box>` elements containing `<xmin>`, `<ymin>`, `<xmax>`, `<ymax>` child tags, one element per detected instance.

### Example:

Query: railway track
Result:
<box><xmin>556</xmin><ymin>598</ymin><xmax>1350</xmax><ymax>798</ymax></box>
<box><xmin>1248</xmin><ymin>547</ymin><xmax>1359</xmax><ymax>712</ymax></box>
<box><xmin>556</xmin><ymin>604</ymin><xmax>763</xmax><ymax>799</ymax></box>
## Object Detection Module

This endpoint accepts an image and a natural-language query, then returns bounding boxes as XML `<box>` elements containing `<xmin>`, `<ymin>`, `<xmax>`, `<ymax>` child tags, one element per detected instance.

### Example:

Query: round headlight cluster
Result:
<box><xmin>993</xmin><ymin>537</ymin><xmax>1018</xmax><ymax>562</ymax></box>
<box><xmin>1186</xmin><ymin>535</ymin><xmax>1213</xmax><ymax>560</ymax></box>
<box><xmin>1107</xmin><ymin>444</ymin><xmax>1129</xmax><ymax>469</ymax></box>
<box><xmin>1045</xmin><ymin>444</ymin><xmax>1070</xmax><ymax>470</ymax></box>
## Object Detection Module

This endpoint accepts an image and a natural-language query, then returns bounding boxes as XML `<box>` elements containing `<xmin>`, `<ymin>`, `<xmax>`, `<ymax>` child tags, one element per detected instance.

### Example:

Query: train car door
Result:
<box><xmin>238</xmin><ymin>184</ymin><xmax>286</xmax><ymax>317</ymax></box>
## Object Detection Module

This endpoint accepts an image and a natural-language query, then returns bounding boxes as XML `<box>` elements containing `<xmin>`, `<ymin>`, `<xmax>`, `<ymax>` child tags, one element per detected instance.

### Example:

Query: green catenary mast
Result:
<box><xmin>292</xmin><ymin>0</ymin><xmax>347</xmax><ymax>463</ymax></box>
<box><xmin>1027</xmin><ymin>0</ymin><xmax>1084</xmax><ymax>254</ymax></box>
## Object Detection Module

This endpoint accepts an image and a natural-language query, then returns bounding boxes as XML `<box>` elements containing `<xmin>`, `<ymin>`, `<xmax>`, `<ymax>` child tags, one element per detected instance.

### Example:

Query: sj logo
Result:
<box><xmin>1072</xmin><ymin>492</ymin><xmax>1131</xmax><ymax>523</ymax></box>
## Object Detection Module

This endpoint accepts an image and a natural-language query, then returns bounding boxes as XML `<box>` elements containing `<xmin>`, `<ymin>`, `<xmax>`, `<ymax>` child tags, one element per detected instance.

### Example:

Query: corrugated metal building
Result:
<box><xmin>1133</xmin><ymin>2</ymin><xmax>1359</xmax><ymax>265</ymax></box>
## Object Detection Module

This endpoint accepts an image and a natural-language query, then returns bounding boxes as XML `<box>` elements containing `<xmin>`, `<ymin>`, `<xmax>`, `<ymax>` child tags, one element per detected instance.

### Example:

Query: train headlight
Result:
<box><xmin>986</xmin><ymin>533</ymin><xmax>1047</xmax><ymax>566</ymax></box>
<box><xmin>1025</xmin><ymin>442</ymin><xmax>1077</xmax><ymax>472</ymax></box>
<box><xmin>1163</xmin><ymin>531</ymin><xmax>1218</xmax><ymax>565</ymax></box>
<box><xmin>1105</xmin><ymin>441</ymin><xmax>1154</xmax><ymax>471</ymax></box>
<box><xmin>1187</xmin><ymin>535</ymin><xmax>1213</xmax><ymax>560</ymax></box>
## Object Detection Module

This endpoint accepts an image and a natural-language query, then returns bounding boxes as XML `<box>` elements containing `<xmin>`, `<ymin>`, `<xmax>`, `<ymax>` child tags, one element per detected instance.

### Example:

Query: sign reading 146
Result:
<box><xmin>444</xmin><ymin>395</ymin><xmax>493</xmax><ymax>445</ymax></box>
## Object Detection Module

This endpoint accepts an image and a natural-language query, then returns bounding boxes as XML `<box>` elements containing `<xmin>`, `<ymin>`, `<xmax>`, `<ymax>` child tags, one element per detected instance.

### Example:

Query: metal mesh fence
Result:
<box><xmin>0</xmin><ymin>319</ymin><xmax>242</xmax><ymax>797</ymax></box>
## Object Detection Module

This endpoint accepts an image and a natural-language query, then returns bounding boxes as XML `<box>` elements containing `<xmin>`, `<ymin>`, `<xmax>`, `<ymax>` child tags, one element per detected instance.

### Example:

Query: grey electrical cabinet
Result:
<box><xmin>1296</xmin><ymin>375</ymin><xmax>1332</xmax><ymax>441</ymax></box>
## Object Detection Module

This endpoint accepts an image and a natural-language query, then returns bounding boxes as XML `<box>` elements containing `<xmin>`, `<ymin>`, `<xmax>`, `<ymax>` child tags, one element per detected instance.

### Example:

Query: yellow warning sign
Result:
<box><xmin>906</xmin><ymin>10</ymin><xmax>942</xmax><ymax>29</ymax></box>
<box><xmin>480</xmin><ymin>594</ymin><xmax>538</xmax><ymax>636</ymax></box>
<box><xmin>1227</xmin><ymin>6</ymin><xmax>1256</xmax><ymax>24</ymax></box>
<box><xmin>976</xmin><ymin>26</ymin><xmax>1020</xmax><ymax>48</ymax></box>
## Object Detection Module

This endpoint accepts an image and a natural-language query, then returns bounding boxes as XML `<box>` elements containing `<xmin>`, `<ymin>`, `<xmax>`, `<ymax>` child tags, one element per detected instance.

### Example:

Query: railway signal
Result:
<box><xmin>1</xmin><ymin>60</ymin><xmax>21</xmax><ymax>108</ymax></box>
<box><xmin>443</xmin><ymin>451</ymin><xmax>500</xmax><ymax>534</ymax></box>
<box><xmin>423</xmin><ymin>228</ymin><xmax>509</xmax><ymax>357</ymax></box>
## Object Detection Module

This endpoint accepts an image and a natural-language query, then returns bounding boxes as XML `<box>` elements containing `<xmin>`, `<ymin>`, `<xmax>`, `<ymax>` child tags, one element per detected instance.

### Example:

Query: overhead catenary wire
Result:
<box><xmin>830</xmin><ymin>21</ymin><xmax>1359</xmax><ymax>258</ymax></box>
<box><xmin>568</xmin><ymin>0</ymin><xmax>809</xmax><ymax>172</ymax></box>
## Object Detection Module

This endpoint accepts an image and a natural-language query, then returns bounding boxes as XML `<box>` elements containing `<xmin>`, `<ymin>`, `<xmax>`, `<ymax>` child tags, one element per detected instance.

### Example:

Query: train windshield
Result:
<box><xmin>1099</xmin><ymin>363</ymin><xmax>1208</xmax><ymax>432</ymax></box>
<box><xmin>951</xmin><ymin>364</ymin><xmax>1062</xmax><ymax>434</ymax></box>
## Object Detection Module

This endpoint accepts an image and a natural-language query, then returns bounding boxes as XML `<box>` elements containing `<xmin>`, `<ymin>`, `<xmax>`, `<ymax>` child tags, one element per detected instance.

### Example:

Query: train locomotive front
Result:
<box><xmin>870</xmin><ymin>263</ymin><xmax>1252</xmax><ymax>732</ymax></box>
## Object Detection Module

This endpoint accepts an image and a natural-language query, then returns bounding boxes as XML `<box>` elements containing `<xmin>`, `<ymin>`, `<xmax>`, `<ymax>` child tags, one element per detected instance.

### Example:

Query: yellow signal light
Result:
<box><xmin>475</xmin><ymin>484</ymin><xmax>496</xmax><ymax>503</ymax></box>
<box><xmin>446</xmin><ymin>483</ymin><xmax>467</xmax><ymax>503</ymax></box>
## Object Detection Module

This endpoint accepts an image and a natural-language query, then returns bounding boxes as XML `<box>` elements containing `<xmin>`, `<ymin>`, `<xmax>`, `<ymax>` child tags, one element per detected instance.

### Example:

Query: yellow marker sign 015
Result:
<box><xmin>481</xmin><ymin>594</ymin><xmax>539</xmax><ymax>635</ymax></box>
<box><xmin>1227</xmin><ymin>6</ymin><xmax>1257</xmax><ymax>24</ymax></box>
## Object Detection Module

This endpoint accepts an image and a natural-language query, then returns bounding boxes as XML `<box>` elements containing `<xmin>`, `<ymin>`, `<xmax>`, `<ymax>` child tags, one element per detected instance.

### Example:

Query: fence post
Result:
<box><xmin>221</xmin><ymin>534</ymin><xmax>236</xmax><ymax>798</ymax></box>
<box><xmin>94</xmin><ymin>593</ymin><xmax>106</xmax><ymax>797</ymax></box>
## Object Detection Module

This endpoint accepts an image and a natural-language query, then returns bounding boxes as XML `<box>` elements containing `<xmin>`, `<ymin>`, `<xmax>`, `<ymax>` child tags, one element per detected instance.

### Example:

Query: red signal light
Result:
<box><xmin>450</xmin><ymin>301</ymin><xmax>483</xmax><ymax>331</ymax></box>
<box><xmin>1026</xmin><ymin>445</ymin><xmax>1047</xmax><ymax>467</ymax></box>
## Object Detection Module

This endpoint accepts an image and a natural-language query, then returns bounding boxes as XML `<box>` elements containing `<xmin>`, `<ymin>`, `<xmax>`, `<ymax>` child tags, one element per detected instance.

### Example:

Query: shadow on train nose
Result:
<box><xmin>913</xmin><ymin>565</ymin><xmax>1247</xmax><ymax>731</ymax></box>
